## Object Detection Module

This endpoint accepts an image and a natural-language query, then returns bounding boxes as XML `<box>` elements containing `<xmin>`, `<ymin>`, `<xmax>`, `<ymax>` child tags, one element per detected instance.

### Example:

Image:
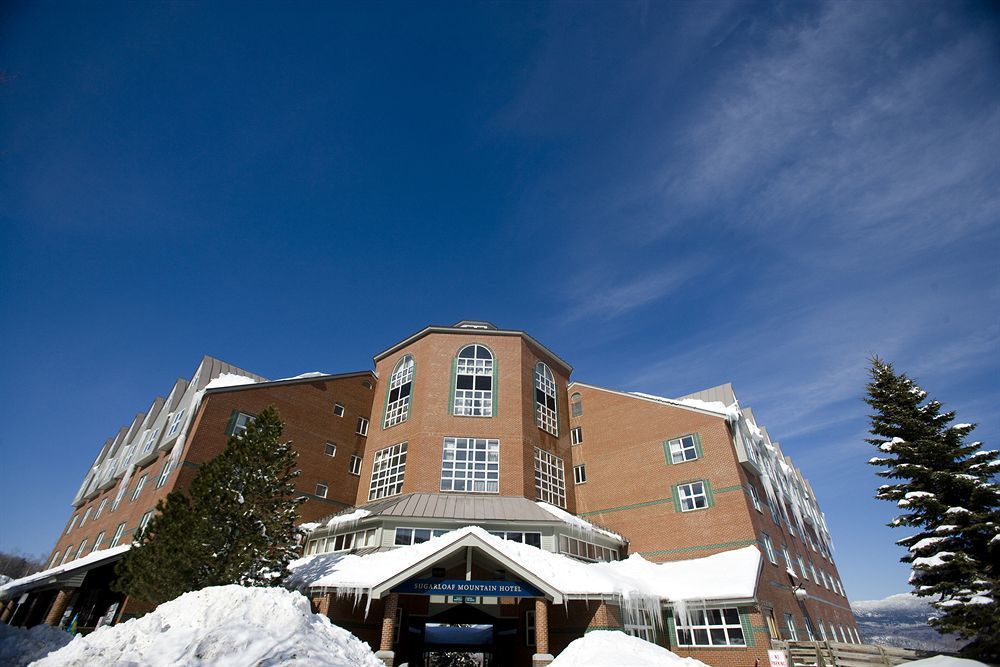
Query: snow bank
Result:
<box><xmin>204</xmin><ymin>373</ymin><xmax>258</xmax><ymax>390</ymax></box>
<box><xmin>905</xmin><ymin>656</ymin><xmax>990</xmax><ymax>667</ymax></box>
<box><xmin>292</xmin><ymin>526</ymin><xmax>759</xmax><ymax>602</ymax></box>
<box><xmin>0</xmin><ymin>622</ymin><xmax>72</xmax><ymax>667</ymax></box>
<box><xmin>549</xmin><ymin>630</ymin><xmax>711</xmax><ymax>667</ymax></box>
<box><xmin>31</xmin><ymin>585</ymin><xmax>382</xmax><ymax>667</ymax></box>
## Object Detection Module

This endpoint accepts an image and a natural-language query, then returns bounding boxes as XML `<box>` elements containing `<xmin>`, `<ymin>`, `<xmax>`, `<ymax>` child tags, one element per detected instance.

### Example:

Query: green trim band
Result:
<box><xmin>579</xmin><ymin>496</ymin><xmax>675</xmax><ymax>517</ymax></box>
<box><xmin>640</xmin><ymin>539</ymin><xmax>758</xmax><ymax>557</ymax></box>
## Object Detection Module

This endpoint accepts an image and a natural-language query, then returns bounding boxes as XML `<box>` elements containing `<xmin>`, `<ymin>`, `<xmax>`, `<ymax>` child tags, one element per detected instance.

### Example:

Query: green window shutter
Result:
<box><xmin>405</xmin><ymin>357</ymin><xmax>415</xmax><ymax>422</ymax></box>
<box><xmin>666</xmin><ymin>608</ymin><xmax>678</xmax><ymax>646</ymax></box>
<box><xmin>671</xmin><ymin>484</ymin><xmax>681</xmax><ymax>512</ymax></box>
<box><xmin>663</xmin><ymin>440</ymin><xmax>674</xmax><ymax>465</ymax></box>
<box><xmin>739</xmin><ymin>607</ymin><xmax>756</xmax><ymax>647</ymax></box>
<box><xmin>449</xmin><ymin>357</ymin><xmax>457</xmax><ymax>416</ymax></box>
<box><xmin>381</xmin><ymin>373</ymin><xmax>391</xmax><ymax>428</ymax></box>
<box><xmin>225</xmin><ymin>411</ymin><xmax>238</xmax><ymax>436</ymax></box>
<box><xmin>693</xmin><ymin>433</ymin><xmax>704</xmax><ymax>459</ymax></box>
<box><xmin>705</xmin><ymin>479</ymin><xmax>716</xmax><ymax>507</ymax></box>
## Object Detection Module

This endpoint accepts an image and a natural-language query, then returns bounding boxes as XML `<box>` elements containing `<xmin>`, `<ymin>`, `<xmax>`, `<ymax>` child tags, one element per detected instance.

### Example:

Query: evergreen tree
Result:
<box><xmin>114</xmin><ymin>406</ymin><xmax>304</xmax><ymax>604</ymax></box>
<box><xmin>865</xmin><ymin>358</ymin><xmax>1000</xmax><ymax>661</ymax></box>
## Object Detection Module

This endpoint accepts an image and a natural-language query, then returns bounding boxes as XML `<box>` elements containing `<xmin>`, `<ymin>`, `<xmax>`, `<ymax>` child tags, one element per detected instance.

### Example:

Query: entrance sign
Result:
<box><xmin>393</xmin><ymin>579</ymin><xmax>542</xmax><ymax>597</ymax></box>
<box><xmin>768</xmin><ymin>650</ymin><xmax>789</xmax><ymax>667</ymax></box>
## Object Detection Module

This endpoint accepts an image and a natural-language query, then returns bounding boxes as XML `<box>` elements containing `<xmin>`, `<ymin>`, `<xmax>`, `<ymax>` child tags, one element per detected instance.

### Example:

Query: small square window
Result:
<box><xmin>571</xmin><ymin>427</ymin><xmax>583</xmax><ymax>445</ymax></box>
<box><xmin>667</xmin><ymin>435</ymin><xmax>699</xmax><ymax>463</ymax></box>
<box><xmin>574</xmin><ymin>464</ymin><xmax>587</xmax><ymax>484</ymax></box>
<box><xmin>356</xmin><ymin>417</ymin><xmax>369</xmax><ymax>436</ymax></box>
<box><xmin>677</xmin><ymin>481</ymin><xmax>708</xmax><ymax>511</ymax></box>
<box><xmin>349</xmin><ymin>454</ymin><xmax>362</xmax><ymax>476</ymax></box>
<box><xmin>228</xmin><ymin>411</ymin><xmax>255</xmax><ymax>437</ymax></box>
<box><xmin>324</xmin><ymin>442</ymin><xmax>337</xmax><ymax>457</ymax></box>
<box><xmin>334</xmin><ymin>403</ymin><xmax>345</xmax><ymax>417</ymax></box>
<box><xmin>316</xmin><ymin>483</ymin><xmax>328</xmax><ymax>498</ymax></box>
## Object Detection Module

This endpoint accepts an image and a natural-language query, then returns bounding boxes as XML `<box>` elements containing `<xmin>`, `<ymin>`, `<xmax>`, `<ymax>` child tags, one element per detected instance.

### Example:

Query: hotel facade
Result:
<box><xmin>1</xmin><ymin>321</ymin><xmax>861</xmax><ymax>666</ymax></box>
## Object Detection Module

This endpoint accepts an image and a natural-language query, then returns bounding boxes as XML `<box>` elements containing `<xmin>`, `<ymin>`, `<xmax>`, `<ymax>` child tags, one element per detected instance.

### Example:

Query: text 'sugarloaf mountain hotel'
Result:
<box><xmin>1</xmin><ymin>321</ymin><xmax>862</xmax><ymax>666</ymax></box>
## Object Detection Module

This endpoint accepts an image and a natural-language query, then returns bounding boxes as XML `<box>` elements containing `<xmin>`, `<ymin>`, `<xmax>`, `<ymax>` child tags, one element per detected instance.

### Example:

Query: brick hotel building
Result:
<box><xmin>1</xmin><ymin>321</ymin><xmax>861</xmax><ymax>666</ymax></box>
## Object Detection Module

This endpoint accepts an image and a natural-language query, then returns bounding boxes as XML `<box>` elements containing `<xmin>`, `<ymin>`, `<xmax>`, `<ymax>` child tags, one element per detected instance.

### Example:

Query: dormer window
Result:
<box><xmin>453</xmin><ymin>344</ymin><xmax>494</xmax><ymax>417</ymax></box>
<box><xmin>384</xmin><ymin>355</ymin><xmax>414</xmax><ymax>428</ymax></box>
<box><xmin>534</xmin><ymin>362</ymin><xmax>558</xmax><ymax>436</ymax></box>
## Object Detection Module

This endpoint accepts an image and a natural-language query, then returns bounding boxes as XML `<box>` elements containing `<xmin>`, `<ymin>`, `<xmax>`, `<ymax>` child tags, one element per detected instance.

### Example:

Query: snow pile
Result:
<box><xmin>536</xmin><ymin>502</ymin><xmax>624</xmax><ymax>540</ymax></box>
<box><xmin>549</xmin><ymin>630</ymin><xmax>711</xmax><ymax>667</ymax></box>
<box><xmin>0</xmin><ymin>622</ymin><xmax>72</xmax><ymax>667</ymax></box>
<box><xmin>32</xmin><ymin>585</ymin><xmax>383</xmax><ymax>667</ymax></box>
<box><xmin>0</xmin><ymin>545</ymin><xmax>131</xmax><ymax>598</ymax></box>
<box><xmin>204</xmin><ymin>373</ymin><xmax>258</xmax><ymax>390</ymax></box>
<box><xmin>905</xmin><ymin>657</ymin><xmax>990</xmax><ymax>667</ymax></box>
<box><xmin>290</xmin><ymin>526</ymin><xmax>759</xmax><ymax>603</ymax></box>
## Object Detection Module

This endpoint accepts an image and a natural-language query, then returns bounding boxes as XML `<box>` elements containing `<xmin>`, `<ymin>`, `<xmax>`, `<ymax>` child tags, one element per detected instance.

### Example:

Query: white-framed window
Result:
<box><xmin>828</xmin><ymin>622</ymin><xmax>837</xmax><ymax>642</ymax></box>
<box><xmin>559</xmin><ymin>535</ymin><xmax>618</xmax><ymax>562</ymax></box>
<box><xmin>394</xmin><ymin>527</ymin><xmax>451</xmax><ymax>546</ymax></box>
<box><xmin>66</xmin><ymin>514</ymin><xmax>78</xmax><ymax>534</ymax></box>
<box><xmin>748</xmin><ymin>484</ymin><xmax>762</xmax><ymax>512</ymax></box>
<box><xmin>804</xmin><ymin>617</ymin><xmax>816</xmax><ymax>641</ymax></box>
<box><xmin>762</xmin><ymin>533</ymin><xmax>777</xmax><ymax>564</ymax></box>
<box><xmin>333</xmin><ymin>403</ymin><xmax>345</xmax><ymax>417</ymax></box>
<box><xmin>453</xmin><ymin>344</ymin><xmax>494</xmax><ymax>417</ymax></box>
<box><xmin>810</xmin><ymin>562</ymin><xmax>819</xmax><ymax>583</ymax></box>
<box><xmin>326</xmin><ymin>528</ymin><xmax>377</xmax><ymax>552</ymax></box>
<box><xmin>91</xmin><ymin>531</ymin><xmax>105</xmax><ymax>553</ymax></box>
<box><xmin>667</xmin><ymin>435</ymin><xmax>699</xmax><ymax>463</ymax></box>
<box><xmin>324</xmin><ymin>442</ymin><xmax>337</xmax><ymax>457</ymax></box>
<box><xmin>167</xmin><ymin>409</ymin><xmax>186</xmax><ymax>437</ymax></box>
<box><xmin>675</xmin><ymin>607</ymin><xmax>746</xmax><ymax>646</ymax></box>
<box><xmin>156</xmin><ymin>460</ymin><xmax>174</xmax><ymax>488</ymax></box>
<box><xmin>677</xmin><ymin>481</ymin><xmax>708</xmax><ymax>511</ymax></box>
<box><xmin>525</xmin><ymin>610</ymin><xmax>536</xmax><ymax>647</ymax></box>
<box><xmin>348</xmin><ymin>454</ymin><xmax>363</xmax><ymax>475</ymax></box>
<box><xmin>839</xmin><ymin>625</ymin><xmax>848</xmax><ymax>643</ymax></box>
<box><xmin>817</xmin><ymin>618</ymin><xmax>827</xmax><ymax>640</ymax></box>
<box><xmin>798</xmin><ymin>556</ymin><xmax>809</xmax><ymax>581</ymax></box>
<box><xmin>782</xmin><ymin>545</ymin><xmax>794</xmax><ymax>575</ymax></box>
<box><xmin>785</xmin><ymin>613</ymin><xmax>799</xmax><ymax>641</ymax></box>
<box><xmin>130</xmin><ymin>474</ymin><xmax>147</xmax><ymax>502</ymax></box>
<box><xmin>75</xmin><ymin>539</ymin><xmax>89</xmax><ymax>559</ymax></box>
<box><xmin>94</xmin><ymin>498</ymin><xmax>108</xmax><ymax>521</ymax></box>
<box><xmin>764</xmin><ymin>610</ymin><xmax>780</xmax><ymax>639</ymax></box>
<box><xmin>110</xmin><ymin>494</ymin><xmax>121</xmax><ymax>513</ymax></box>
<box><xmin>574</xmin><ymin>464</ymin><xmax>587</xmax><ymax>484</ymax></box>
<box><xmin>228</xmin><ymin>412</ymin><xmax>254</xmax><ymax>437</ymax></box>
<box><xmin>534</xmin><ymin>447</ymin><xmax>566</xmax><ymax>508</ymax></box>
<box><xmin>316</xmin><ymin>483</ymin><xmax>328</xmax><ymax>498</ymax></box>
<box><xmin>139</xmin><ymin>510</ymin><xmax>153</xmax><ymax>533</ymax></box>
<box><xmin>534</xmin><ymin>362</ymin><xmax>558</xmax><ymax>435</ymax></box>
<box><xmin>61</xmin><ymin>546</ymin><xmax>74</xmax><ymax>565</ymax></box>
<box><xmin>368</xmin><ymin>442</ymin><xmax>407</xmax><ymax>501</ymax></box>
<box><xmin>440</xmin><ymin>437</ymin><xmax>499</xmax><ymax>493</ymax></box>
<box><xmin>110</xmin><ymin>522</ymin><xmax>127</xmax><ymax>547</ymax></box>
<box><xmin>141</xmin><ymin>428</ymin><xmax>160</xmax><ymax>454</ymax></box>
<box><xmin>356</xmin><ymin>417</ymin><xmax>369</xmax><ymax>436</ymax></box>
<box><xmin>48</xmin><ymin>552</ymin><xmax>59</xmax><ymax>569</ymax></box>
<box><xmin>571</xmin><ymin>427</ymin><xmax>583</xmax><ymax>445</ymax></box>
<box><xmin>489</xmin><ymin>531</ymin><xmax>542</xmax><ymax>548</ymax></box>
<box><xmin>383</xmin><ymin>355</ymin><xmax>414</xmax><ymax>428</ymax></box>
<box><xmin>80</xmin><ymin>507</ymin><xmax>92</xmax><ymax>527</ymax></box>
<box><xmin>624</xmin><ymin>607</ymin><xmax>657</xmax><ymax>643</ymax></box>
<box><xmin>852</xmin><ymin>627</ymin><xmax>862</xmax><ymax>644</ymax></box>
<box><xmin>570</xmin><ymin>392</ymin><xmax>583</xmax><ymax>417</ymax></box>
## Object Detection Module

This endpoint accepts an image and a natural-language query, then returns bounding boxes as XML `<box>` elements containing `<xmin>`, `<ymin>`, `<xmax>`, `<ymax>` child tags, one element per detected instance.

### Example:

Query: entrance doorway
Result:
<box><xmin>423</xmin><ymin>623</ymin><xmax>493</xmax><ymax>667</ymax></box>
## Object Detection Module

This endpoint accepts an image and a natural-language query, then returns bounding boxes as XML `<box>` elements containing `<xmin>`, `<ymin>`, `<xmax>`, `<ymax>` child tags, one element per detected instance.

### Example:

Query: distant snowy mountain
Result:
<box><xmin>852</xmin><ymin>593</ymin><xmax>963</xmax><ymax>652</ymax></box>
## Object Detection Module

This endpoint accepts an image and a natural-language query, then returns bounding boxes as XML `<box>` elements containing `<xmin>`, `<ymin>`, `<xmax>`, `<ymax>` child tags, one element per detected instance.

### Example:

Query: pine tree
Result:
<box><xmin>114</xmin><ymin>406</ymin><xmax>304</xmax><ymax>604</ymax></box>
<box><xmin>865</xmin><ymin>358</ymin><xmax>1000</xmax><ymax>661</ymax></box>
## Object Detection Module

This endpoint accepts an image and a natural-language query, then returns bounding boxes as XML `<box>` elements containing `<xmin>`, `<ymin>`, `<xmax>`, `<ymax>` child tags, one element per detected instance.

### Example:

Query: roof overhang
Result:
<box><xmin>0</xmin><ymin>546</ymin><xmax>130</xmax><ymax>599</ymax></box>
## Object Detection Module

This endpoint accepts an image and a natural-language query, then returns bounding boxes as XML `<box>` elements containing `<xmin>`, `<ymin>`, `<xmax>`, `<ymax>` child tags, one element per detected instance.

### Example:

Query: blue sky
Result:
<box><xmin>1</xmin><ymin>1</ymin><xmax>997</xmax><ymax>601</ymax></box>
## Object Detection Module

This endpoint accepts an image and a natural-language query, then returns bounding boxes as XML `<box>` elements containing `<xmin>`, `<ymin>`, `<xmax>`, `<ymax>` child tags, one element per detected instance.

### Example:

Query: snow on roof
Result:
<box><xmin>32</xmin><ymin>585</ymin><xmax>383</xmax><ymax>667</ymax></box>
<box><xmin>550</xmin><ymin>630</ymin><xmax>712</xmax><ymax>667</ymax></box>
<box><xmin>290</xmin><ymin>526</ymin><xmax>759</xmax><ymax>603</ymax></box>
<box><xmin>275</xmin><ymin>372</ymin><xmax>330</xmax><ymax>381</ymax></box>
<box><xmin>0</xmin><ymin>545</ymin><xmax>131</xmax><ymax>598</ymax></box>
<box><xmin>534</xmin><ymin>502</ymin><xmax>624</xmax><ymax>541</ymax></box>
<box><xmin>322</xmin><ymin>508</ymin><xmax>372</xmax><ymax>529</ymax></box>
<box><xmin>204</xmin><ymin>373</ymin><xmax>259</xmax><ymax>390</ymax></box>
<box><xmin>628</xmin><ymin>392</ymin><xmax>741</xmax><ymax>420</ymax></box>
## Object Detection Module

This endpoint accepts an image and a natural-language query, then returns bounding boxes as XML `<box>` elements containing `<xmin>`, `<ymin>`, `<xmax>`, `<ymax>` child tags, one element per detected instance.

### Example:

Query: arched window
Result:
<box><xmin>453</xmin><ymin>344</ymin><xmax>494</xmax><ymax>416</ymax></box>
<box><xmin>383</xmin><ymin>355</ymin><xmax>414</xmax><ymax>428</ymax></box>
<box><xmin>534</xmin><ymin>362</ymin><xmax>558</xmax><ymax>435</ymax></box>
<box><xmin>570</xmin><ymin>392</ymin><xmax>583</xmax><ymax>417</ymax></box>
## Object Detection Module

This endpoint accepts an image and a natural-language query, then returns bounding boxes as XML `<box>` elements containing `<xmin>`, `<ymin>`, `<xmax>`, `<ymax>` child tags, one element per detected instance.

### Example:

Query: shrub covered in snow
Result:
<box><xmin>0</xmin><ymin>622</ymin><xmax>72</xmax><ymax>667</ymax></box>
<box><xmin>549</xmin><ymin>630</ymin><xmax>712</xmax><ymax>667</ymax></box>
<box><xmin>31</xmin><ymin>585</ymin><xmax>383</xmax><ymax>667</ymax></box>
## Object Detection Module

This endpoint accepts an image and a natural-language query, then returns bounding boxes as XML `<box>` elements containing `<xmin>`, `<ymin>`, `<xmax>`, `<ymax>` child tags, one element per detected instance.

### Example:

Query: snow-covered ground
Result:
<box><xmin>0</xmin><ymin>622</ymin><xmax>72</xmax><ymax>667</ymax></box>
<box><xmin>31</xmin><ymin>585</ymin><xmax>383</xmax><ymax>667</ymax></box>
<box><xmin>851</xmin><ymin>592</ymin><xmax>963</xmax><ymax>652</ymax></box>
<box><xmin>550</xmin><ymin>630</ymin><xmax>712</xmax><ymax>667</ymax></box>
